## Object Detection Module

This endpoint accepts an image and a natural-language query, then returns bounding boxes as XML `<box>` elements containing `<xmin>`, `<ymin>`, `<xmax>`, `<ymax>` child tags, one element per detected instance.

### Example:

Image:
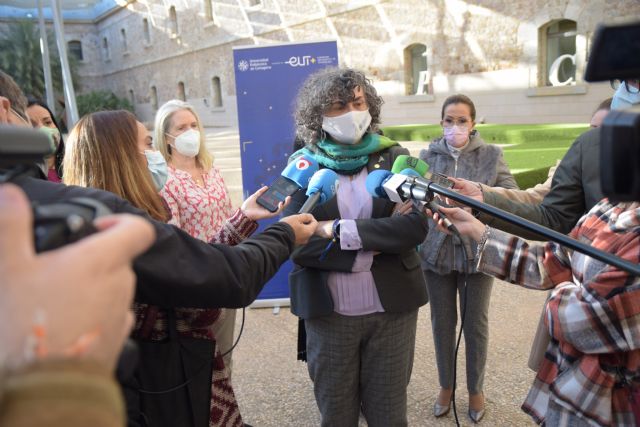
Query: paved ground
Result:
<box><xmin>206</xmin><ymin>127</ymin><xmax>543</xmax><ymax>426</ymax></box>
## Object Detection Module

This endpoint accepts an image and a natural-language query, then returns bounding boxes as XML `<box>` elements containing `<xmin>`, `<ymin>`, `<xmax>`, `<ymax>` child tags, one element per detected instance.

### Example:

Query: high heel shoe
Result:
<box><xmin>468</xmin><ymin>407</ymin><xmax>485</xmax><ymax>423</ymax></box>
<box><xmin>433</xmin><ymin>401</ymin><xmax>451</xmax><ymax>417</ymax></box>
<box><xmin>468</xmin><ymin>393</ymin><xmax>485</xmax><ymax>423</ymax></box>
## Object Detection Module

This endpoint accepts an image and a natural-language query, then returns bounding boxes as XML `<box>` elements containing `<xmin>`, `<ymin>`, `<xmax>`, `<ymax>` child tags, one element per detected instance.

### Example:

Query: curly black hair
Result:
<box><xmin>294</xmin><ymin>68</ymin><xmax>383</xmax><ymax>145</ymax></box>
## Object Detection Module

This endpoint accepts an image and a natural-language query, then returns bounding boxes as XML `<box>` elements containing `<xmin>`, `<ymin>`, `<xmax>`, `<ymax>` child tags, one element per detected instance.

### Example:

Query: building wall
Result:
<box><xmin>9</xmin><ymin>0</ymin><xmax>640</xmax><ymax>126</ymax></box>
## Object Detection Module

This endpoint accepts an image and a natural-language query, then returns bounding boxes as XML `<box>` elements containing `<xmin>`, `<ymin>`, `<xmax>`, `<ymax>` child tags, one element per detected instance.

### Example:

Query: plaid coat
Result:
<box><xmin>477</xmin><ymin>199</ymin><xmax>640</xmax><ymax>426</ymax></box>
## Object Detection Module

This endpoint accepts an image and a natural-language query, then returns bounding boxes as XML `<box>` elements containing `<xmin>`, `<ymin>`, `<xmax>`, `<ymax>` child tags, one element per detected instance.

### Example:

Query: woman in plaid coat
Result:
<box><xmin>429</xmin><ymin>198</ymin><xmax>640</xmax><ymax>426</ymax></box>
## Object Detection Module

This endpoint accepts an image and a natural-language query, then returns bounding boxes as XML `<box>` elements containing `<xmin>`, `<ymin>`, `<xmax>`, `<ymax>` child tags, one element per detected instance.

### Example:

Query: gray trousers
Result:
<box><xmin>424</xmin><ymin>270</ymin><xmax>493</xmax><ymax>394</ymax></box>
<box><xmin>305</xmin><ymin>310</ymin><xmax>418</xmax><ymax>427</ymax></box>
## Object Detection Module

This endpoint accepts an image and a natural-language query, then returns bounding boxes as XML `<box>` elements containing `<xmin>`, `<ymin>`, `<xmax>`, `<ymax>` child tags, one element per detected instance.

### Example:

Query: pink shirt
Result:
<box><xmin>160</xmin><ymin>165</ymin><xmax>234</xmax><ymax>241</ymax></box>
<box><xmin>327</xmin><ymin>168</ymin><xmax>384</xmax><ymax>316</ymax></box>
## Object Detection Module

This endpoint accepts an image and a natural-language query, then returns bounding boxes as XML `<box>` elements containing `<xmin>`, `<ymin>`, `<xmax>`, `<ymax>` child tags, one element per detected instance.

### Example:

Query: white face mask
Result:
<box><xmin>168</xmin><ymin>129</ymin><xmax>200</xmax><ymax>158</ymax></box>
<box><xmin>321</xmin><ymin>110</ymin><xmax>372</xmax><ymax>145</ymax></box>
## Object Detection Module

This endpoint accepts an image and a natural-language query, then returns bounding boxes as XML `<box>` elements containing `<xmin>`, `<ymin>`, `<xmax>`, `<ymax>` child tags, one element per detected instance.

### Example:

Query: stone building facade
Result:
<box><xmin>5</xmin><ymin>0</ymin><xmax>640</xmax><ymax>127</ymax></box>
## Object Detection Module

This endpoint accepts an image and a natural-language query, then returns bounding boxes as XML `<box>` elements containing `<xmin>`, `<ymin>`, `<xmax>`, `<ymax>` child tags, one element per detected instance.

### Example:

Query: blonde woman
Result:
<box><xmin>155</xmin><ymin>100</ymin><xmax>279</xmax><ymax>426</ymax></box>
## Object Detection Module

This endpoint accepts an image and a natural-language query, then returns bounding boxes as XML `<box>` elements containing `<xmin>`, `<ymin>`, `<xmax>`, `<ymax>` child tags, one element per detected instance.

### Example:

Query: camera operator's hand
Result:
<box><xmin>280</xmin><ymin>213</ymin><xmax>317</xmax><ymax>245</ymax></box>
<box><xmin>0</xmin><ymin>184</ymin><xmax>154</xmax><ymax>372</ymax></box>
<box><xmin>241</xmin><ymin>186</ymin><xmax>291</xmax><ymax>220</ymax></box>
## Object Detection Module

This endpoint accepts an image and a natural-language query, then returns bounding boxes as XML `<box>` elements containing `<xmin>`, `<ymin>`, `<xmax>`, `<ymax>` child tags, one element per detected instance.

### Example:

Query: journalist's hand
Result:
<box><xmin>392</xmin><ymin>200</ymin><xmax>414</xmax><ymax>216</ymax></box>
<box><xmin>0</xmin><ymin>184</ymin><xmax>155</xmax><ymax>372</ymax></box>
<box><xmin>314</xmin><ymin>220</ymin><xmax>333</xmax><ymax>239</ymax></box>
<box><xmin>241</xmin><ymin>186</ymin><xmax>290</xmax><ymax>220</ymax></box>
<box><xmin>280</xmin><ymin>213</ymin><xmax>317</xmax><ymax>245</ymax></box>
<box><xmin>447</xmin><ymin>177</ymin><xmax>484</xmax><ymax>206</ymax></box>
<box><xmin>429</xmin><ymin>205</ymin><xmax>486</xmax><ymax>242</ymax></box>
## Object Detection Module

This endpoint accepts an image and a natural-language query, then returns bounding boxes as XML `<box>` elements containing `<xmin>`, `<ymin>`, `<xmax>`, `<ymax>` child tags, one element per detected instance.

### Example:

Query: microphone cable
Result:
<box><xmin>139</xmin><ymin>307</ymin><xmax>246</xmax><ymax>395</ymax></box>
<box><xmin>425</xmin><ymin>197</ymin><xmax>473</xmax><ymax>427</ymax></box>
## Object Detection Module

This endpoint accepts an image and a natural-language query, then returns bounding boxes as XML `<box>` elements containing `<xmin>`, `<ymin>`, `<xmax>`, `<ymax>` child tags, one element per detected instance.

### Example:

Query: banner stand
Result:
<box><xmin>233</xmin><ymin>40</ymin><xmax>339</xmax><ymax>308</ymax></box>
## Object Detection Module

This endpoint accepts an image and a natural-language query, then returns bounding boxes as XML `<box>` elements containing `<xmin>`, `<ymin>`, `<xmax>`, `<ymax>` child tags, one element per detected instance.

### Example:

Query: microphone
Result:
<box><xmin>392</xmin><ymin>155</ymin><xmax>455</xmax><ymax>188</ymax></box>
<box><xmin>385</xmin><ymin>158</ymin><xmax>457</xmax><ymax>231</ymax></box>
<box><xmin>256</xmin><ymin>155</ymin><xmax>319</xmax><ymax>212</ymax></box>
<box><xmin>369</xmin><ymin>171</ymin><xmax>640</xmax><ymax>277</ymax></box>
<box><xmin>299</xmin><ymin>169</ymin><xmax>339</xmax><ymax>213</ymax></box>
<box><xmin>365</xmin><ymin>169</ymin><xmax>394</xmax><ymax>198</ymax></box>
<box><xmin>391</xmin><ymin>154</ymin><xmax>430</xmax><ymax>176</ymax></box>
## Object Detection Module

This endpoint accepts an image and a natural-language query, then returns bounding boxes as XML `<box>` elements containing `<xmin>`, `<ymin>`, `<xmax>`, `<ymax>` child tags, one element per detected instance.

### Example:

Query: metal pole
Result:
<box><xmin>423</xmin><ymin>181</ymin><xmax>640</xmax><ymax>277</ymax></box>
<box><xmin>36</xmin><ymin>0</ymin><xmax>56</xmax><ymax>115</ymax></box>
<box><xmin>50</xmin><ymin>0</ymin><xmax>79</xmax><ymax>127</ymax></box>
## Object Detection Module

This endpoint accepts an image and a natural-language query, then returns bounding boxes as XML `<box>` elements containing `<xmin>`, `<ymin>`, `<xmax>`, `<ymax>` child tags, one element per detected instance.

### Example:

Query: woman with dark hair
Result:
<box><xmin>26</xmin><ymin>99</ymin><xmax>64</xmax><ymax>182</ymax></box>
<box><xmin>285</xmin><ymin>68</ymin><xmax>429</xmax><ymax>426</ymax></box>
<box><xmin>419</xmin><ymin>94</ymin><xmax>518</xmax><ymax>423</ymax></box>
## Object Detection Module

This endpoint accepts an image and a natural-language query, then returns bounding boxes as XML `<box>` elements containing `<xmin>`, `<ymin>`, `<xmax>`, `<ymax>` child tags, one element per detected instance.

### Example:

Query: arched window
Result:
<box><xmin>150</xmin><ymin>86</ymin><xmax>158</xmax><ymax>111</ymax></box>
<box><xmin>540</xmin><ymin>19</ymin><xmax>577</xmax><ymax>86</ymax></box>
<box><xmin>102</xmin><ymin>37</ymin><xmax>110</xmax><ymax>61</ymax></box>
<box><xmin>169</xmin><ymin>6</ymin><xmax>178</xmax><ymax>37</ymax></box>
<box><xmin>403</xmin><ymin>43</ymin><xmax>429</xmax><ymax>95</ymax></box>
<box><xmin>67</xmin><ymin>40</ymin><xmax>83</xmax><ymax>61</ymax></box>
<box><xmin>177</xmin><ymin>82</ymin><xmax>186</xmax><ymax>101</ymax></box>
<box><xmin>143</xmin><ymin>18</ymin><xmax>151</xmax><ymax>45</ymax></box>
<box><xmin>211</xmin><ymin>76</ymin><xmax>222</xmax><ymax>107</ymax></box>
<box><xmin>128</xmin><ymin>89</ymin><xmax>135</xmax><ymax>110</ymax></box>
<box><xmin>120</xmin><ymin>28</ymin><xmax>128</xmax><ymax>52</ymax></box>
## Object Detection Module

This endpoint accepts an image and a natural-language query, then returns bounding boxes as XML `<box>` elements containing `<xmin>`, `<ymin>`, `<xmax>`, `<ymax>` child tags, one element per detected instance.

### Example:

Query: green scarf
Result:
<box><xmin>293</xmin><ymin>133</ymin><xmax>399</xmax><ymax>174</ymax></box>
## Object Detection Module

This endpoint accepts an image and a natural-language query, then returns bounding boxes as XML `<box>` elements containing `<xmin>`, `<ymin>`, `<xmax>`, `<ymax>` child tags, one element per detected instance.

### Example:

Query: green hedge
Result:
<box><xmin>382</xmin><ymin>123</ymin><xmax>590</xmax><ymax>188</ymax></box>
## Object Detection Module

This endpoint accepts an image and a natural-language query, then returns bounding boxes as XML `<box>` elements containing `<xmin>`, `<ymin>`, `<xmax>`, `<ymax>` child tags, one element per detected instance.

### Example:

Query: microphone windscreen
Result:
<box><xmin>305</xmin><ymin>169</ymin><xmax>339</xmax><ymax>203</ymax></box>
<box><xmin>282</xmin><ymin>155</ymin><xmax>319</xmax><ymax>188</ymax></box>
<box><xmin>391</xmin><ymin>155</ymin><xmax>429</xmax><ymax>176</ymax></box>
<box><xmin>366</xmin><ymin>169</ymin><xmax>393</xmax><ymax>198</ymax></box>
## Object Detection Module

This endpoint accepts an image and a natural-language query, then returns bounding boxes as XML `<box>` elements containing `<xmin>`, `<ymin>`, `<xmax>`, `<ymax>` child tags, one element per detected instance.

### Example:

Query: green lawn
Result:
<box><xmin>382</xmin><ymin>123</ymin><xmax>590</xmax><ymax>189</ymax></box>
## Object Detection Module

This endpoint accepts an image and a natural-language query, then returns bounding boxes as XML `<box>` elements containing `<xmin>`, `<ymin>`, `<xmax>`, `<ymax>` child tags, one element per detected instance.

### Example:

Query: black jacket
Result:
<box><xmin>285</xmin><ymin>145</ymin><xmax>429</xmax><ymax>319</ymax></box>
<box><xmin>16</xmin><ymin>175</ymin><xmax>296</xmax><ymax>308</ymax></box>
<box><xmin>480</xmin><ymin>128</ymin><xmax>603</xmax><ymax>239</ymax></box>
<box><xmin>16</xmin><ymin>175</ymin><xmax>297</xmax><ymax>427</ymax></box>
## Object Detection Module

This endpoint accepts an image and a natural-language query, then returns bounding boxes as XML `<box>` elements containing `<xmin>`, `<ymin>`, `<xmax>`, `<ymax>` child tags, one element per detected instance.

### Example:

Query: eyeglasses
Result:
<box><xmin>611</xmin><ymin>79</ymin><xmax>640</xmax><ymax>94</ymax></box>
<box><xmin>441</xmin><ymin>117</ymin><xmax>471</xmax><ymax>128</ymax></box>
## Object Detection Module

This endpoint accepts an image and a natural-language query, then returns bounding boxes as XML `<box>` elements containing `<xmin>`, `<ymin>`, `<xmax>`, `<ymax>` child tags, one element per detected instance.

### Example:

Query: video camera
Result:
<box><xmin>1</xmin><ymin>125</ymin><xmax>139</xmax><ymax>380</ymax></box>
<box><xmin>584</xmin><ymin>20</ymin><xmax>640</xmax><ymax>201</ymax></box>
<box><xmin>0</xmin><ymin>125</ymin><xmax>110</xmax><ymax>252</ymax></box>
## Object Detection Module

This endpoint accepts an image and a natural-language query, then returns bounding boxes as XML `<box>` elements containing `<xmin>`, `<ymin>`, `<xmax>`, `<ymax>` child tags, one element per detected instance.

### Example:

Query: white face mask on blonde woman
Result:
<box><xmin>168</xmin><ymin>129</ymin><xmax>200</xmax><ymax>157</ymax></box>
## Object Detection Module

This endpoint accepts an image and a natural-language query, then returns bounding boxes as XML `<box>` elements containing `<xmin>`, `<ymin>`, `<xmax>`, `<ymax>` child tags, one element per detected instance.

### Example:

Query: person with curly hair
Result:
<box><xmin>284</xmin><ymin>68</ymin><xmax>429</xmax><ymax>427</ymax></box>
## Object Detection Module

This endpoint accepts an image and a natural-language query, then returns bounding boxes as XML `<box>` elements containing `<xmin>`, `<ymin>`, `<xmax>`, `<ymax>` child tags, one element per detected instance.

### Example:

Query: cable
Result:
<box><xmin>220</xmin><ymin>306</ymin><xmax>246</xmax><ymax>358</ymax></box>
<box><xmin>139</xmin><ymin>307</ymin><xmax>246</xmax><ymax>395</ymax></box>
<box><xmin>429</xmin><ymin>202</ymin><xmax>472</xmax><ymax>427</ymax></box>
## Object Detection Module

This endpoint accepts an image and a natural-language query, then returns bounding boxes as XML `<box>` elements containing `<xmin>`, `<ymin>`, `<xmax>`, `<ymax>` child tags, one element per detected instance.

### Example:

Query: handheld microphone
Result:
<box><xmin>391</xmin><ymin>154</ymin><xmax>430</xmax><ymax>176</ymax></box>
<box><xmin>256</xmin><ymin>155</ymin><xmax>319</xmax><ymax>212</ymax></box>
<box><xmin>299</xmin><ymin>169</ymin><xmax>339</xmax><ymax>213</ymax></box>
<box><xmin>390</xmin><ymin>159</ymin><xmax>457</xmax><ymax>231</ymax></box>
<box><xmin>392</xmin><ymin>155</ymin><xmax>454</xmax><ymax>186</ymax></box>
<box><xmin>365</xmin><ymin>169</ymin><xmax>394</xmax><ymax>198</ymax></box>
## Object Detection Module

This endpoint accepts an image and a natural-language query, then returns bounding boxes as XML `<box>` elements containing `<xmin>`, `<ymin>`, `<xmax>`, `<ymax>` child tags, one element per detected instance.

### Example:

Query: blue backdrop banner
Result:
<box><xmin>233</xmin><ymin>41</ymin><xmax>339</xmax><ymax>302</ymax></box>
